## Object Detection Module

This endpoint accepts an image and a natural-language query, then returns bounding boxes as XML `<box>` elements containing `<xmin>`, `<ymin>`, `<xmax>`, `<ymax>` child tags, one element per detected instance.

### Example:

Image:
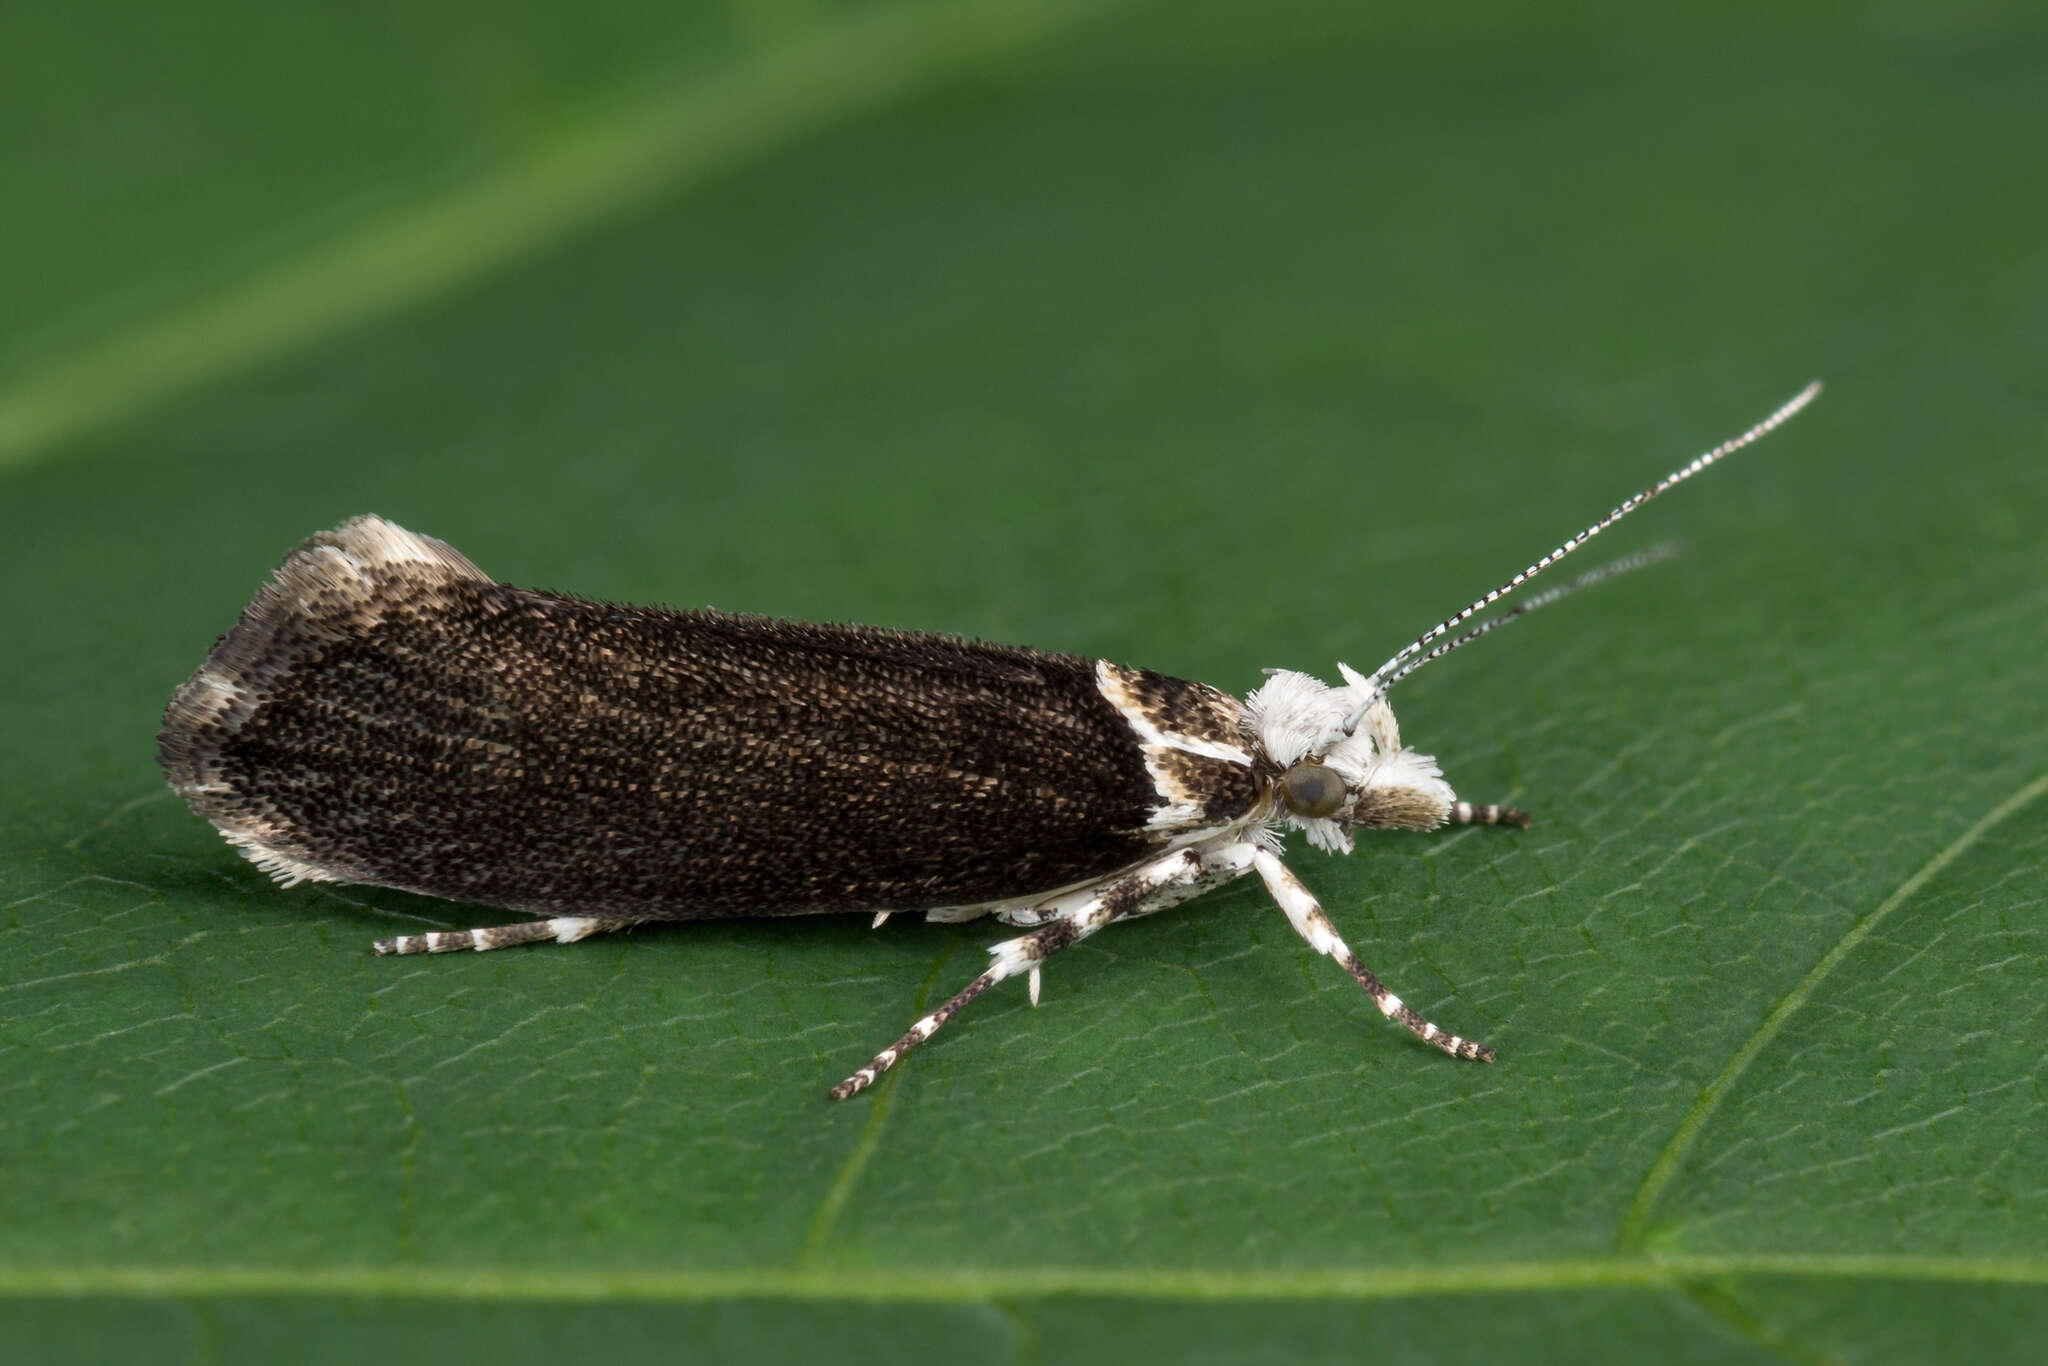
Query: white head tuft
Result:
<box><xmin>1245</xmin><ymin>668</ymin><xmax>1454</xmax><ymax>852</ymax></box>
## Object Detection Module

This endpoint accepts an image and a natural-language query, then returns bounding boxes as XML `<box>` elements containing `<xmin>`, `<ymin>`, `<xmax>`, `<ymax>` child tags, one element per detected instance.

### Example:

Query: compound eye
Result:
<box><xmin>1280</xmin><ymin>763</ymin><xmax>1347</xmax><ymax>819</ymax></box>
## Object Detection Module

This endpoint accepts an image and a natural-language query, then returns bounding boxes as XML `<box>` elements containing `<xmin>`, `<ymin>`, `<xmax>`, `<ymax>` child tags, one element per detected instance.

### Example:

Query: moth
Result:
<box><xmin>159</xmin><ymin>383</ymin><xmax>1819</xmax><ymax>1099</ymax></box>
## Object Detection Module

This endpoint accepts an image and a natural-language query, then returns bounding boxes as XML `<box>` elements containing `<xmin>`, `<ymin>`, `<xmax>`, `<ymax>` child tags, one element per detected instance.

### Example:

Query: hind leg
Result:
<box><xmin>372</xmin><ymin>915</ymin><xmax>641</xmax><ymax>955</ymax></box>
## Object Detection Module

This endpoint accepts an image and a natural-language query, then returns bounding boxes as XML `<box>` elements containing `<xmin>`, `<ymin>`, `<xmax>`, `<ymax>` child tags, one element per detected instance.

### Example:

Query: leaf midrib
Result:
<box><xmin>5</xmin><ymin>1254</ymin><xmax>2045</xmax><ymax>1303</ymax></box>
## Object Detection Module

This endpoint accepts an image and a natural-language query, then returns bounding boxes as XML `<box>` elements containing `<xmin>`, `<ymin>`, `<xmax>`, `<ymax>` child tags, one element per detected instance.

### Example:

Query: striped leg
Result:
<box><xmin>1250</xmin><ymin>847</ymin><xmax>1494</xmax><ymax>1063</ymax></box>
<box><xmin>372</xmin><ymin>915</ymin><xmax>640</xmax><ymax>956</ymax></box>
<box><xmin>994</xmin><ymin>843</ymin><xmax>1258</xmax><ymax>930</ymax></box>
<box><xmin>1448</xmin><ymin>800</ymin><xmax>1530</xmax><ymax>829</ymax></box>
<box><xmin>829</xmin><ymin>850</ymin><xmax>1207</xmax><ymax>1100</ymax></box>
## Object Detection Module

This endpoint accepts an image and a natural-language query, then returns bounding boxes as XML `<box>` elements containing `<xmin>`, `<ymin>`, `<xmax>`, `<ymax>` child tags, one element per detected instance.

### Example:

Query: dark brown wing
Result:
<box><xmin>160</xmin><ymin>518</ymin><xmax>1259</xmax><ymax>920</ymax></box>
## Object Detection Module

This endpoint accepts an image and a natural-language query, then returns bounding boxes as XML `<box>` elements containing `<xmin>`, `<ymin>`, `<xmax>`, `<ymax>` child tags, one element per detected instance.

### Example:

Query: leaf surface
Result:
<box><xmin>5</xmin><ymin>2</ymin><xmax>2046</xmax><ymax>1361</ymax></box>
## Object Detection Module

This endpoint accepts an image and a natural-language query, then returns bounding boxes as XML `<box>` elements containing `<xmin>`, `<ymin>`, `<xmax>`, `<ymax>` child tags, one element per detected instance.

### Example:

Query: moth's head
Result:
<box><xmin>1244</xmin><ymin>666</ymin><xmax>1454</xmax><ymax>854</ymax></box>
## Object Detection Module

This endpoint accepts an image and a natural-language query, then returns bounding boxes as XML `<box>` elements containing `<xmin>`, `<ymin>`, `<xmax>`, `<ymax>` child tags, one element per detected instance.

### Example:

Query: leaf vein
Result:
<box><xmin>1617</xmin><ymin>769</ymin><xmax>2048</xmax><ymax>1249</ymax></box>
<box><xmin>0</xmin><ymin>0</ymin><xmax>1124</xmax><ymax>471</ymax></box>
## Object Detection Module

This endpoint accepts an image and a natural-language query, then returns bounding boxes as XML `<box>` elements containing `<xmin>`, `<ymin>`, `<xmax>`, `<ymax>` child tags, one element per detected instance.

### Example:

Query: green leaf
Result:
<box><xmin>6</xmin><ymin>1</ymin><xmax>2046</xmax><ymax>1361</ymax></box>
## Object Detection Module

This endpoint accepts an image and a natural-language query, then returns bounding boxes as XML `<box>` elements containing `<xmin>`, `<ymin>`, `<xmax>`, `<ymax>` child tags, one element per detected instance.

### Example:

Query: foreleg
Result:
<box><xmin>1250</xmin><ymin>847</ymin><xmax>1494</xmax><ymax>1062</ymax></box>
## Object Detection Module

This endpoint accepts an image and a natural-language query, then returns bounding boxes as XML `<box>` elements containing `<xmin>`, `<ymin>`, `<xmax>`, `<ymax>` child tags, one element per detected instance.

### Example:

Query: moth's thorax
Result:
<box><xmin>1093</xmin><ymin>661</ymin><xmax>1259</xmax><ymax>835</ymax></box>
<box><xmin>1243</xmin><ymin>668</ymin><xmax>1456</xmax><ymax>852</ymax></box>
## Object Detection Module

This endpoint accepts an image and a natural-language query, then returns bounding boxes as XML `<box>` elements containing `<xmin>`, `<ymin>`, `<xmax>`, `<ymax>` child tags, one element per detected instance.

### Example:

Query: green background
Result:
<box><xmin>5</xmin><ymin>1</ymin><xmax>2044</xmax><ymax>1361</ymax></box>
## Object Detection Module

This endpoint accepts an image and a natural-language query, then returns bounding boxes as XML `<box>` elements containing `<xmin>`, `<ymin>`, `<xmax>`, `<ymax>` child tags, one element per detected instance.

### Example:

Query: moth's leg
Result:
<box><xmin>1250</xmin><ymin>847</ymin><xmax>1494</xmax><ymax>1062</ymax></box>
<box><xmin>1118</xmin><ymin>843</ymin><xmax>1260</xmax><ymax>921</ymax></box>
<box><xmin>830</xmin><ymin>849</ymin><xmax>1208</xmax><ymax>1101</ymax></box>
<box><xmin>1447</xmin><ymin>800</ymin><xmax>1530</xmax><ymax>829</ymax></box>
<box><xmin>1001</xmin><ymin>843</ymin><xmax>1258</xmax><ymax>1002</ymax></box>
<box><xmin>995</xmin><ymin>842</ymin><xmax>1259</xmax><ymax>931</ymax></box>
<box><xmin>992</xmin><ymin>903</ymin><xmax>1063</xmax><ymax>928</ymax></box>
<box><xmin>372</xmin><ymin>915</ymin><xmax>640</xmax><ymax>956</ymax></box>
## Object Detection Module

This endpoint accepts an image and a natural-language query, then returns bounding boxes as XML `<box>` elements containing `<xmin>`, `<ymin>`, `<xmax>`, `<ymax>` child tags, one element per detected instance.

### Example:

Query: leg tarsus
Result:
<box><xmin>829</xmin><ymin>965</ymin><xmax>1006</xmax><ymax>1101</ymax></box>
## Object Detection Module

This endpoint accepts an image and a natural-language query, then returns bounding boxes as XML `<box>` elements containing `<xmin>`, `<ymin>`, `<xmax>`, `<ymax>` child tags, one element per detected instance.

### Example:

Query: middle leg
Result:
<box><xmin>829</xmin><ymin>848</ymin><xmax>1214</xmax><ymax>1100</ymax></box>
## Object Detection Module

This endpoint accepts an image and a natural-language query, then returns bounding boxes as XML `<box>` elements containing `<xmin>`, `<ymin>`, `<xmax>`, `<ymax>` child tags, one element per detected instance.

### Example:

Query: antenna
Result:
<box><xmin>1361</xmin><ymin>541</ymin><xmax>1682</xmax><ymax>698</ymax></box>
<box><xmin>1341</xmin><ymin>380</ymin><xmax>1822</xmax><ymax>734</ymax></box>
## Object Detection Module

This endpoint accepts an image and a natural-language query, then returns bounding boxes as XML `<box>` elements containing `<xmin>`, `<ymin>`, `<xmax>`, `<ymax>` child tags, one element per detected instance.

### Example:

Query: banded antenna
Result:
<box><xmin>1341</xmin><ymin>380</ymin><xmax>1823</xmax><ymax>735</ymax></box>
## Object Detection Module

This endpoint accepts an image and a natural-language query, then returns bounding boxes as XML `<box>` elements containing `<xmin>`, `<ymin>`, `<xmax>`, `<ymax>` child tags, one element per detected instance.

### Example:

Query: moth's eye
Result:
<box><xmin>1280</xmin><ymin>763</ymin><xmax>1347</xmax><ymax>819</ymax></box>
